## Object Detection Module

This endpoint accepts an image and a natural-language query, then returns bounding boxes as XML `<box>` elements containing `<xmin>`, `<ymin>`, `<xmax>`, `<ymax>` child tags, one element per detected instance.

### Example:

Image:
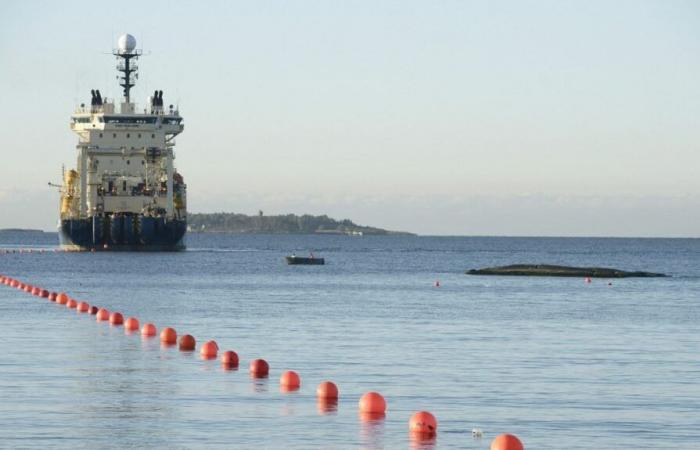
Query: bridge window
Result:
<box><xmin>103</xmin><ymin>116</ymin><xmax>157</xmax><ymax>124</ymax></box>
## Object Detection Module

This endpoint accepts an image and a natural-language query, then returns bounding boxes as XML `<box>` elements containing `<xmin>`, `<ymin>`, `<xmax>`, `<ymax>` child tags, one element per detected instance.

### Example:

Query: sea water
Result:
<box><xmin>0</xmin><ymin>232</ymin><xmax>698</xmax><ymax>449</ymax></box>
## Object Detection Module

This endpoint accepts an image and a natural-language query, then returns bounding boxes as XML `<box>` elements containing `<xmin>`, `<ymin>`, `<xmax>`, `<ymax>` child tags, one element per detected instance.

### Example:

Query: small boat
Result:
<box><xmin>285</xmin><ymin>255</ymin><xmax>325</xmax><ymax>265</ymax></box>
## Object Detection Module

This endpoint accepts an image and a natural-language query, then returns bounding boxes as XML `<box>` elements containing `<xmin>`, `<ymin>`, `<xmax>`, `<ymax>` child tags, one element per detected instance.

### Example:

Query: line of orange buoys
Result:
<box><xmin>0</xmin><ymin>248</ymin><xmax>91</xmax><ymax>255</ymax></box>
<box><xmin>0</xmin><ymin>273</ymin><xmax>525</xmax><ymax>448</ymax></box>
<box><xmin>0</xmin><ymin>248</ymin><xmax>55</xmax><ymax>254</ymax></box>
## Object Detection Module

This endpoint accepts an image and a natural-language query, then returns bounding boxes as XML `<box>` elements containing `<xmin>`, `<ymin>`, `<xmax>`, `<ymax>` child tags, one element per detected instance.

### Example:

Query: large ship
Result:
<box><xmin>58</xmin><ymin>34</ymin><xmax>187</xmax><ymax>251</ymax></box>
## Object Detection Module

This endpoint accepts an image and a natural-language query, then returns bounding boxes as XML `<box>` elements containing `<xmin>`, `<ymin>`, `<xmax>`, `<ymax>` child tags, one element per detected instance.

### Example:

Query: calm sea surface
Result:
<box><xmin>0</xmin><ymin>232</ymin><xmax>698</xmax><ymax>449</ymax></box>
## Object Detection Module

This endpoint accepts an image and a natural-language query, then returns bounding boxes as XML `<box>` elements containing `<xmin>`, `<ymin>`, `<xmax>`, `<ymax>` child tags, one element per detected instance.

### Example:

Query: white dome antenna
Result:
<box><xmin>117</xmin><ymin>33</ymin><xmax>137</xmax><ymax>54</ymax></box>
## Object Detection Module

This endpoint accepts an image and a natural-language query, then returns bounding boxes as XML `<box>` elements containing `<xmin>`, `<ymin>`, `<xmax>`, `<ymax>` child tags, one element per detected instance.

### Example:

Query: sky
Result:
<box><xmin>0</xmin><ymin>0</ymin><xmax>699</xmax><ymax>236</ymax></box>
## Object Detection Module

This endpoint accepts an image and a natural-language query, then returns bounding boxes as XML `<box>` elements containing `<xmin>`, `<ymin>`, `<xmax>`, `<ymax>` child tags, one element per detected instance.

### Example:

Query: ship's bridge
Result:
<box><xmin>71</xmin><ymin>106</ymin><xmax>184</xmax><ymax>134</ymax></box>
<box><xmin>70</xmin><ymin>100</ymin><xmax>184</xmax><ymax>149</ymax></box>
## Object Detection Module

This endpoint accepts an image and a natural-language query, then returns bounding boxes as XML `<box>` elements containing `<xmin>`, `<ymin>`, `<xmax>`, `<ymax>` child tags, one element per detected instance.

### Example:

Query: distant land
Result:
<box><xmin>0</xmin><ymin>229</ymin><xmax>45</xmax><ymax>233</ymax></box>
<box><xmin>188</xmin><ymin>212</ymin><xmax>414</xmax><ymax>236</ymax></box>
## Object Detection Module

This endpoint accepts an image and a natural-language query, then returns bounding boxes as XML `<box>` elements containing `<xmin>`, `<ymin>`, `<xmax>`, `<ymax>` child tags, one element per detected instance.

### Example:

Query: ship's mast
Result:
<box><xmin>113</xmin><ymin>34</ymin><xmax>142</xmax><ymax>103</ymax></box>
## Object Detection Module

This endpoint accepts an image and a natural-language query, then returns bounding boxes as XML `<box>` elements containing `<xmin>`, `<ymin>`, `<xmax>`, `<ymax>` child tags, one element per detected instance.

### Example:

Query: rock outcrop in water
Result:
<box><xmin>466</xmin><ymin>264</ymin><xmax>667</xmax><ymax>278</ymax></box>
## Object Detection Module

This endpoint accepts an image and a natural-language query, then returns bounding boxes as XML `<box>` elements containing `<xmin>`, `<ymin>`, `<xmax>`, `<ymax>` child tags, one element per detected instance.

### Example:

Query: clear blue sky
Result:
<box><xmin>1</xmin><ymin>0</ymin><xmax>699</xmax><ymax>236</ymax></box>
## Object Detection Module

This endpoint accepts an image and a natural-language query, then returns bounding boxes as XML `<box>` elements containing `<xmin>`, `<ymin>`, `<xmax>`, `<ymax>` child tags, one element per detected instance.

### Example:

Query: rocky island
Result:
<box><xmin>188</xmin><ymin>212</ymin><xmax>414</xmax><ymax>235</ymax></box>
<box><xmin>466</xmin><ymin>264</ymin><xmax>667</xmax><ymax>278</ymax></box>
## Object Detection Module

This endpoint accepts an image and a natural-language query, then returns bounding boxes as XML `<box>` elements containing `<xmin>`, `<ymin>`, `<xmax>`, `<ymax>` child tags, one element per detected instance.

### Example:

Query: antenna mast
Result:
<box><xmin>113</xmin><ymin>34</ymin><xmax>142</xmax><ymax>102</ymax></box>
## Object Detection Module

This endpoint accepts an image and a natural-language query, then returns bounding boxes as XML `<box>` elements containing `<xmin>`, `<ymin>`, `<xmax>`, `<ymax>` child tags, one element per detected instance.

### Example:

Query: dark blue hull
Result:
<box><xmin>59</xmin><ymin>215</ymin><xmax>186</xmax><ymax>251</ymax></box>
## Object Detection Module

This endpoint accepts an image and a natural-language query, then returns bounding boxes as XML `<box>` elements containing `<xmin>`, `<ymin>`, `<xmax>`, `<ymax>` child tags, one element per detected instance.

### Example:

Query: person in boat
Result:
<box><xmin>291</xmin><ymin>252</ymin><xmax>296</xmax><ymax>258</ymax></box>
<box><xmin>309</xmin><ymin>252</ymin><xmax>314</xmax><ymax>259</ymax></box>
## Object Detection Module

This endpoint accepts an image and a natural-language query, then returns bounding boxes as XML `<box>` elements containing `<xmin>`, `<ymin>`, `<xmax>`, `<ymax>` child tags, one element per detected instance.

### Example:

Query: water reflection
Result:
<box><xmin>316</xmin><ymin>398</ymin><xmax>338</xmax><ymax>415</ymax></box>
<box><xmin>250</xmin><ymin>379</ymin><xmax>268</xmax><ymax>393</ymax></box>
<box><xmin>140</xmin><ymin>336</ymin><xmax>160</xmax><ymax>352</ymax></box>
<box><xmin>221</xmin><ymin>364</ymin><xmax>239</xmax><ymax>373</ymax></box>
<box><xmin>359</xmin><ymin>412</ymin><xmax>385</xmax><ymax>450</ymax></box>
<box><xmin>280</xmin><ymin>403</ymin><xmax>296</xmax><ymax>416</ymax></box>
<box><xmin>279</xmin><ymin>385</ymin><xmax>300</xmax><ymax>393</ymax></box>
<box><xmin>409</xmin><ymin>433</ymin><xmax>437</xmax><ymax>450</ymax></box>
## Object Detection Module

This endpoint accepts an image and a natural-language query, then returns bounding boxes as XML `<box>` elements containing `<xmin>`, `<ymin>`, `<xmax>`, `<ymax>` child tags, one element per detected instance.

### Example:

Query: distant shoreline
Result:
<box><xmin>0</xmin><ymin>229</ymin><xmax>45</xmax><ymax>233</ymax></box>
<box><xmin>187</xmin><ymin>212</ymin><xmax>415</xmax><ymax>236</ymax></box>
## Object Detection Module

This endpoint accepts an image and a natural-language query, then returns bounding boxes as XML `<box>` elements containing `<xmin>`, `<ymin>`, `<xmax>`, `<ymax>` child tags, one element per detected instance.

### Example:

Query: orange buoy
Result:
<box><xmin>40</xmin><ymin>289</ymin><xmax>49</xmax><ymax>298</ymax></box>
<box><xmin>409</xmin><ymin>411</ymin><xmax>437</xmax><ymax>436</ymax></box>
<box><xmin>124</xmin><ymin>317</ymin><xmax>140</xmax><ymax>332</ymax></box>
<box><xmin>359</xmin><ymin>392</ymin><xmax>386</xmax><ymax>414</ymax></box>
<box><xmin>89</xmin><ymin>305</ymin><xmax>98</xmax><ymax>315</ymax></box>
<box><xmin>56</xmin><ymin>293</ymin><xmax>69</xmax><ymax>305</ymax></box>
<box><xmin>200</xmin><ymin>340</ymin><xmax>217</xmax><ymax>358</ymax></box>
<box><xmin>31</xmin><ymin>287</ymin><xmax>40</xmax><ymax>296</ymax></box>
<box><xmin>179</xmin><ymin>334</ymin><xmax>196</xmax><ymax>351</ymax></box>
<box><xmin>24</xmin><ymin>285</ymin><xmax>33</xmax><ymax>293</ymax></box>
<box><xmin>11</xmin><ymin>280</ymin><xmax>20</xmax><ymax>288</ymax></box>
<box><xmin>48</xmin><ymin>292</ymin><xmax>57</xmax><ymax>302</ymax></box>
<box><xmin>109</xmin><ymin>312</ymin><xmax>124</xmax><ymax>325</ymax></box>
<box><xmin>280</xmin><ymin>370</ymin><xmax>301</xmax><ymax>390</ymax></box>
<box><xmin>316</xmin><ymin>381</ymin><xmax>339</xmax><ymax>400</ymax></box>
<box><xmin>491</xmin><ymin>433</ymin><xmax>524</xmax><ymax>450</ymax></box>
<box><xmin>66</xmin><ymin>299</ymin><xmax>78</xmax><ymax>309</ymax></box>
<box><xmin>220</xmin><ymin>350</ymin><xmax>239</xmax><ymax>368</ymax></box>
<box><xmin>249</xmin><ymin>358</ymin><xmax>269</xmax><ymax>377</ymax></box>
<box><xmin>434</xmin><ymin>280</ymin><xmax>440</xmax><ymax>287</ymax></box>
<box><xmin>95</xmin><ymin>308</ymin><xmax>110</xmax><ymax>321</ymax></box>
<box><xmin>585</xmin><ymin>277</ymin><xmax>592</xmax><ymax>283</ymax></box>
<box><xmin>76</xmin><ymin>301</ymin><xmax>90</xmax><ymax>313</ymax></box>
<box><xmin>160</xmin><ymin>327</ymin><xmax>177</xmax><ymax>345</ymax></box>
<box><xmin>141</xmin><ymin>323</ymin><xmax>157</xmax><ymax>337</ymax></box>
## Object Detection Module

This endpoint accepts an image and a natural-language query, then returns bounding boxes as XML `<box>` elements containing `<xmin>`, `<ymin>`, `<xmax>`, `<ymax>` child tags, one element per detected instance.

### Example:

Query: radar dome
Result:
<box><xmin>117</xmin><ymin>33</ymin><xmax>137</xmax><ymax>54</ymax></box>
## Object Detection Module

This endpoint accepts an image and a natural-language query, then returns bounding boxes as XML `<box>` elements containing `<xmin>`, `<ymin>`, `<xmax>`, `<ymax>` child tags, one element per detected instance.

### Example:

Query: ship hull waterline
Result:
<box><xmin>59</xmin><ymin>216</ymin><xmax>186</xmax><ymax>251</ymax></box>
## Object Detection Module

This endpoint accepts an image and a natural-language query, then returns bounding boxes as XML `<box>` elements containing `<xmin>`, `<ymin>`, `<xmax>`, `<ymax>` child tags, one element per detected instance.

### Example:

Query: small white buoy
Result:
<box><xmin>472</xmin><ymin>428</ymin><xmax>483</xmax><ymax>438</ymax></box>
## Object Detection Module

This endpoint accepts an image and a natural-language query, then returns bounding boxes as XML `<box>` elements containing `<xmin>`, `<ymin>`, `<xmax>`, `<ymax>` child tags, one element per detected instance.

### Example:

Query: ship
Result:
<box><xmin>58</xmin><ymin>34</ymin><xmax>187</xmax><ymax>251</ymax></box>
